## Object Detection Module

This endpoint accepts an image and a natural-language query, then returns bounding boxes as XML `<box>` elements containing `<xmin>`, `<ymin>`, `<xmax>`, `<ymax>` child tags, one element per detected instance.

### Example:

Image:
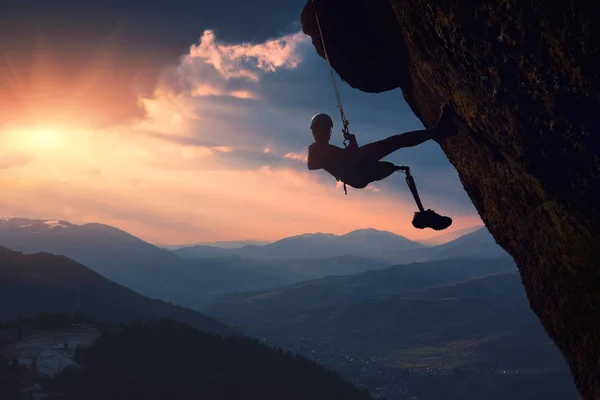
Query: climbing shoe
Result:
<box><xmin>412</xmin><ymin>209</ymin><xmax>452</xmax><ymax>231</ymax></box>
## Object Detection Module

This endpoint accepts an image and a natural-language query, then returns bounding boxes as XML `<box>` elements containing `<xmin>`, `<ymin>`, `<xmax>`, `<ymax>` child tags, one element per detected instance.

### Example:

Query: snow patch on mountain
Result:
<box><xmin>43</xmin><ymin>220</ymin><xmax>68</xmax><ymax>229</ymax></box>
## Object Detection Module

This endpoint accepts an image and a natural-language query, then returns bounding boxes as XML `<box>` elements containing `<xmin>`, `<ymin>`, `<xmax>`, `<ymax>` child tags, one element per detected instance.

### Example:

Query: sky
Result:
<box><xmin>0</xmin><ymin>0</ymin><xmax>482</xmax><ymax>244</ymax></box>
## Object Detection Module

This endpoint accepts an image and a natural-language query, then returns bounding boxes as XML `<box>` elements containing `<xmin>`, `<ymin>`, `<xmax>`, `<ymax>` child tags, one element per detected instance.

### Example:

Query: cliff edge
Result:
<box><xmin>301</xmin><ymin>0</ymin><xmax>600</xmax><ymax>398</ymax></box>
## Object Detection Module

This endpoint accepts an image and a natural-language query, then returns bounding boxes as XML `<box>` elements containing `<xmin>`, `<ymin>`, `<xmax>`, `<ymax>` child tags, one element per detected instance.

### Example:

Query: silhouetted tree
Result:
<box><xmin>454</xmin><ymin>366</ymin><xmax>466</xmax><ymax>378</ymax></box>
<box><xmin>60</xmin><ymin>318</ymin><xmax>371</xmax><ymax>400</ymax></box>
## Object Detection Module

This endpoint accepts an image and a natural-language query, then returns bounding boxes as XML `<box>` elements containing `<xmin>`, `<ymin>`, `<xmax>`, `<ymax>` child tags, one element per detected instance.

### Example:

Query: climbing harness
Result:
<box><xmin>310</xmin><ymin>1</ymin><xmax>452</xmax><ymax>231</ymax></box>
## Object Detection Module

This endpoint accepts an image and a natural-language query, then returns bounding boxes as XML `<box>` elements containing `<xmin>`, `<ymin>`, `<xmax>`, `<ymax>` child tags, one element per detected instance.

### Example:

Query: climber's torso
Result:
<box><xmin>307</xmin><ymin>143</ymin><xmax>370</xmax><ymax>188</ymax></box>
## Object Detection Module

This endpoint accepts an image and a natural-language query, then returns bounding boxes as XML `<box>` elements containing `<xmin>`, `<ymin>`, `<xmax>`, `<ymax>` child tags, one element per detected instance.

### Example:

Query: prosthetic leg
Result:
<box><xmin>397</xmin><ymin>166</ymin><xmax>452</xmax><ymax>231</ymax></box>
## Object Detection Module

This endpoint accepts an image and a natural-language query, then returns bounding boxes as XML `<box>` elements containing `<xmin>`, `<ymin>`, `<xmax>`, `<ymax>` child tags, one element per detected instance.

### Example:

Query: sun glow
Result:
<box><xmin>0</xmin><ymin>28</ymin><xmax>482</xmax><ymax>245</ymax></box>
<box><xmin>2</xmin><ymin>125</ymin><xmax>70</xmax><ymax>151</ymax></box>
<box><xmin>28</xmin><ymin>127</ymin><xmax>64</xmax><ymax>147</ymax></box>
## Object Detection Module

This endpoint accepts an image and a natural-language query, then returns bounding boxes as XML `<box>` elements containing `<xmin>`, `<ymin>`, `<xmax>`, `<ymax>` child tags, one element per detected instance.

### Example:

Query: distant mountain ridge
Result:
<box><xmin>417</xmin><ymin>226</ymin><xmax>509</xmax><ymax>261</ymax></box>
<box><xmin>204</xmin><ymin>256</ymin><xmax>568</xmax><ymax>371</ymax></box>
<box><xmin>1</xmin><ymin>218</ymin><xmax>504</xmax><ymax>266</ymax></box>
<box><xmin>0</xmin><ymin>218</ymin><xmax>294</xmax><ymax>307</ymax></box>
<box><xmin>0</xmin><ymin>246</ymin><xmax>236</xmax><ymax>336</ymax></box>
<box><xmin>174</xmin><ymin>226</ymin><xmax>508</xmax><ymax>264</ymax></box>
<box><xmin>0</xmin><ymin>218</ymin><xmax>396</xmax><ymax>308</ymax></box>
<box><xmin>163</xmin><ymin>240</ymin><xmax>271</xmax><ymax>250</ymax></box>
<box><xmin>417</xmin><ymin>225</ymin><xmax>484</xmax><ymax>246</ymax></box>
<box><xmin>174</xmin><ymin>228</ymin><xmax>426</xmax><ymax>261</ymax></box>
<box><xmin>206</xmin><ymin>256</ymin><xmax>518</xmax><ymax>320</ymax></box>
<box><xmin>0</xmin><ymin>217</ymin><xmax>509</xmax><ymax>309</ymax></box>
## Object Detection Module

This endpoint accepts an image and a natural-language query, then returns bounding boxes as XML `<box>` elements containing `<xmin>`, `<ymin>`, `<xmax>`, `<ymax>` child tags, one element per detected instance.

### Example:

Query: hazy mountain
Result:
<box><xmin>229</xmin><ymin>273</ymin><xmax>532</xmax><ymax>345</ymax></box>
<box><xmin>0</xmin><ymin>246</ymin><xmax>236</xmax><ymax>336</ymax></box>
<box><xmin>417</xmin><ymin>225</ymin><xmax>484</xmax><ymax>246</ymax></box>
<box><xmin>173</xmin><ymin>227</ymin><xmax>506</xmax><ymax>265</ymax></box>
<box><xmin>175</xmin><ymin>228</ymin><xmax>425</xmax><ymax>261</ymax></box>
<box><xmin>378</xmin><ymin>227</ymin><xmax>509</xmax><ymax>265</ymax></box>
<box><xmin>264</xmin><ymin>255</ymin><xmax>390</xmax><ymax>281</ymax></box>
<box><xmin>421</xmin><ymin>227</ymin><xmax>509</xmax><ymax>260</ymax></box>
<box><xmin>205</xmin><ymin>256</ymin><xmax>517</xmax><ymax>322</ymax></box>
<box><xmin>205</xmin><ymin>256</ymin><xmax>568</xmax><ymax>371</ymax></box>
<box><xmin>0</xmin><ymin>217</ymin><xmax>180</xmax><ymax>278</ymax></box>
<box><xmin>0</xmin><ymin>217</ymin><xmax>508</xmax><ymax>308</ymax></box>
<box><xmin>252</xmin><ymin>228</ymin><xmax>426</xmax><ymax>260</ymax></box>
<box><xmin>0</xmin><ymin>218</ymin><xmax>292</xmax><ymax>307</ymax></box>
<box><xmin>163</xmin><ymin>240</ymin><xmax>271</xmax><ymax>250</ymax></box>
<box><xmin>171</xmin><ymin>244</ymin><xmax>231</xmax><ymax>258</ymax></box>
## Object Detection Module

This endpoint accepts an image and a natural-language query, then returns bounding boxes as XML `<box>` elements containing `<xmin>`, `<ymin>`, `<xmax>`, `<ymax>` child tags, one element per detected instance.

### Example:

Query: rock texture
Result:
<box><xmin>301</xmin><ymin>0</ymin><xmax>600</xmax><ymax>398</ymax></box>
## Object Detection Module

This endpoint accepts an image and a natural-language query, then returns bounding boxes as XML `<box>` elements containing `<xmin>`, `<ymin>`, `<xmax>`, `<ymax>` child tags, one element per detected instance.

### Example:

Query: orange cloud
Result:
<box><xmin>192</xmin><ymin>84</ymin><xmax>224</xmax><ymax>97</ymax></box>
<box><xmin>188</xmin><ymin>30</ymin><xmax>309</xmax><ymax>80</ymax></box>
<box><xmin>192</xmin><ymin>84</ymin><xmax>260</xmax><ymax>100</ymax></box>
<box><xmin>284</xmin><ymin>152</ymin><xmax>308</xmax><ymax>163</ymax></box>
<box><xmin>229</xmin><ymin>90</ymin><xmax>259</xmax><ymax>100</ymax></box>
<box><xmin>365</xmin><ymin>184</ymin><xmax>382</xmax><ymax>193</ymax></box>
<box><xmin>155</xmin><ymin>29</ymin><xmax>311</xmax><ymax>108</ymax></box>
<box><xmin>212</xmin><ymin>146</ymin><xmax>233</xmax><ymax>153</ymax></box>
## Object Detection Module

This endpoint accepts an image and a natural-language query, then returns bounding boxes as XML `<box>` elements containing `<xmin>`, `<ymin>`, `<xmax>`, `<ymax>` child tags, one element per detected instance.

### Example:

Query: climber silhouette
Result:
<box><xmin>307</xmin><ymin>104</ymin><xmax>457</xmax><ymax>231</ymax></box>
<box><xmin>307</xmin><ymin>104</ymin><xmax>457</xmax><ymax>189</ymax></box>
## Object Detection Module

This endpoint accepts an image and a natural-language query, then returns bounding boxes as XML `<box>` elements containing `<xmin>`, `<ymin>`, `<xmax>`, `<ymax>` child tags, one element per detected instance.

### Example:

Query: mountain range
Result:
<box><xmin>206</xmin><ymin>257</ymin><xmax>519</xmax><ymax>323</ymax></box>
<box><xmin>0</xmin><ymin>246</ymin><xmax>373</xmax><ymax>400</ymax></box>
<box><xmin>173</xmin><ymin>226</ymin><xmax>508</xmax><ymax>264</ymax></box>
<box><xmin>0</xmin><ymin>217</ymin><xmax>509</xmax><ymax>308</ymax></box>
<box><xmin>161</xmin><ymin>240</ymin><xmax>271</xmax><ymax>250</ymax></box>
<box><xmin>204</xmin><ymin>256</ymin><xmax>568</xmax><ymax>371</ymax></box>
<box><xmin>0</xmin><ymin>218</ymin><xmax>292</xmax><ymax>307</ymax></box>
<box><xmin>173</xmin><ymin>228</ymin><xmax>424</xmax><ymax>260</ymax></box>
<box><xmin>416</xmin><ymin>225</ymin><xmax>483</xmax><ymax>246</ymax></box>
<box><xmin>0</xmin><ymin>217</ymin><xmax>575</xmax><ymax>398</ymax></box>
<box><xmin>0</xmin><ymin>246</ymin><xmax>235</xmax><ymax>336</ymax></box>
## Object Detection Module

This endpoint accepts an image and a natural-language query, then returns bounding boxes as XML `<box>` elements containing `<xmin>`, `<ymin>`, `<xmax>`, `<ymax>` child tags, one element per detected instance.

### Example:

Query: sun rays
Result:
<box><xmin>0</xmin><ymin>28</ymin><xmax>481</xmax><ymax>244</ymax></box>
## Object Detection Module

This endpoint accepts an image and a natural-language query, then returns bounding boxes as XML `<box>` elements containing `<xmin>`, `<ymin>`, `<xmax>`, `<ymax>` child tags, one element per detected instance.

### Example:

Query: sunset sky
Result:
<box><xmin>0</xmin><ymin>0</ymin><xmax>482</xmax><ymax>244</ymax></box>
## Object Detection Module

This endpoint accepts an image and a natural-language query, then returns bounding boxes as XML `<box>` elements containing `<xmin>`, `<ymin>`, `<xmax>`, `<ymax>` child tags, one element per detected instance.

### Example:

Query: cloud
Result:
<box><xmin>1</xmin><ymin>0</ymin><xmax>312</xmax><ymax>128</ymax></box>
<box><xmin>162</xmin><ymin>29</ymin><xmax>310</xmax><ymax>101</ymax></box>
<box><xmin>189</xmin><ymin>30</ymin><xmax>308</xmax><ymax>77</ymax></box>
<box><xmin>365</xmin><ymin>184</ymin><xmax>382</xmax><ymax>193</ymax></box>
<box><xmin>0</xmin><ymin>152</ymin><xmax>31</xmax><ymax>170</ymax></box>
<box><xmin>284</xmin><ymin>152</ymin><xmax>308</xmax><ymax>163</ymax></box>
<box><xmin>128</xmin><ymin>29</ymin><xmax>314</xmax><ymax>160</ymax></box>
<box><xmin>191</xmin><ymin>84</ymin><xmax>260</xmax><ymax>100</ymax></box>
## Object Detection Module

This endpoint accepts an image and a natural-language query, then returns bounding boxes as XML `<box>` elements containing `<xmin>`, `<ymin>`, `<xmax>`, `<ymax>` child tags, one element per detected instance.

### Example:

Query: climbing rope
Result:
<box><xmin>311</xmin><ymin>0</ymin><xmax>353</xmax><ymax>195</ymax></box>
<box><xmin>310</xmin><ymin>0</ymin><xmax>352</xmax><ymax>148</ymax></box>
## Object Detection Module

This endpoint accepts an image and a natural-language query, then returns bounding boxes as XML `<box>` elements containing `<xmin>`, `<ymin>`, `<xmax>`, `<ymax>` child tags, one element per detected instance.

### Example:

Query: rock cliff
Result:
<box><xmin>301</xmin><ymin>1</ymin><xmax>600</xmax><ymax>398</ymax></box>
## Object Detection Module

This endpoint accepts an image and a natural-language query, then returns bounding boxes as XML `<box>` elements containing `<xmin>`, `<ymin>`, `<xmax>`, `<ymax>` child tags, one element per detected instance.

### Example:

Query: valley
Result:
<box><xmin>0</xmin><ymin>217</ymin><xmax>580</xmax><ymax>399</ymax></box>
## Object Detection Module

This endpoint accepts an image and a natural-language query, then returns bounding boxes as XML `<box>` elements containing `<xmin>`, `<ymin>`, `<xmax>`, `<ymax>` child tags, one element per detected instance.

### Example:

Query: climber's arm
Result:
<box><xmin>307</xmin><ymin>144</ymin><xmax>321</xmax><ymax>170</ymax></box>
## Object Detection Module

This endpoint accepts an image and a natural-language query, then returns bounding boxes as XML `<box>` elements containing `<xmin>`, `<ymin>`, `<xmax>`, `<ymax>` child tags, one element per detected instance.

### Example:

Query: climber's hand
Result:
<box><xmin>345</xmin><ymin>133</ymin><xmax>358</xmax><ymax>148</ymax></box>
